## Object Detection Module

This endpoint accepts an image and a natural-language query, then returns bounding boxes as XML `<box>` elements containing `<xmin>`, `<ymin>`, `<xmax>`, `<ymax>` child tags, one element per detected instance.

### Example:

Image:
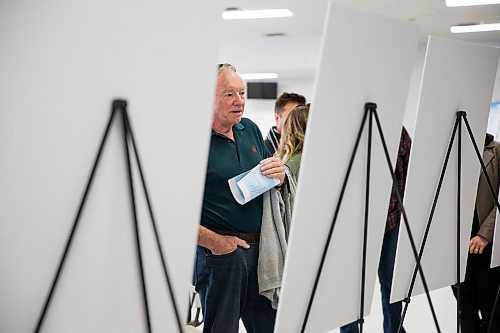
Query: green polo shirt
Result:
<box><xmin>286</xmin><ymin>151</ymin><xmax>302</xmax><ymax>182</ymax></box>
<box><xmin>201</xmin><ymin>118</ymin><xmax>270</xmax><ymax>233</ymax></box>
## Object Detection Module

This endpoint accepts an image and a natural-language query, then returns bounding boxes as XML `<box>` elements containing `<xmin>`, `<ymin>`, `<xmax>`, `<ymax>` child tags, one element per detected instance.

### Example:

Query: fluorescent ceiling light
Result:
<box><xmin>222</xmin><ymin>9</ymin><xmax>293</xmax><ymax>20</ymax></box>
<box><xmin>240</xmin><ymin>73</ymin><xmax>279</xmax><ymax>80</ymax></box>
<box><xmin>450</xmin><ymin>22</ymin><xmax>500</xmax><ymax>33</ymax></box>
<box><xmin>446</xmin><ymin>0</ymin><xmax>500</xmax><ymax>6</ymax></box>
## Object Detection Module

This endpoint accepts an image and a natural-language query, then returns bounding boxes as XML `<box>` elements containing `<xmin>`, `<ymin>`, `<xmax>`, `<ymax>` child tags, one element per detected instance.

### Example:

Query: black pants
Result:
<box><xmin>453</xmin><ymin>246</ymin><xmax>500</xmax><ymax>333</ymax></box>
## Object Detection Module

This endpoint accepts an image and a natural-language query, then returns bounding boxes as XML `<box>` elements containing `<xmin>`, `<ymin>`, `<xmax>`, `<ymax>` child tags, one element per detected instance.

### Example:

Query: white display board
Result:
<box><xmin>275</xmin><ymin>3</ymin><xmax>419</xmax><ymax>333</ymax></box>
<box><xmin>391</xmin><ymin>37</ymin><xmax>500</xmax><ymax>303</ymax></box>
<box><xmin>490</xmin><ymin>60</ymin><xmax>500</xmax><ymax>269</ymax></box>
<box><xmin>0</xmin><ymin>1</ymin><xmax>219</xmax><ymax>332</ymax></box>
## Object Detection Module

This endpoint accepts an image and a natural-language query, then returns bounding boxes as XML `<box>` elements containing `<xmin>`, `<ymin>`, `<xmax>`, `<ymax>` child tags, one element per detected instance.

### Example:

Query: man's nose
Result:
<box><xmin>234</xmin><ymin>94</ymin><xmax>244</xmax><ymax>105</ymax></box>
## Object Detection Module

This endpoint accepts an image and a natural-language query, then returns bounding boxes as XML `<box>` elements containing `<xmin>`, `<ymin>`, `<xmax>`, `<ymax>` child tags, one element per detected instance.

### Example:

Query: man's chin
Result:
<box><xmin>233</xmin><ymin>114</ymin><xmax>243</xmax><ymax>123</ymax></box>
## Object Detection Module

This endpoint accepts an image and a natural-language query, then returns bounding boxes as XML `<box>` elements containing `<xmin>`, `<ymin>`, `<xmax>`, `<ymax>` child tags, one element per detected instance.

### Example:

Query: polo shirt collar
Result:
<box><xmin>211</xmin><ymin>121</ymin><xmax>245</xmax><ymax>136</ymax></box>
<box><xmin>234</xmin><ymin>122</ymin><xmax>245</xmax><ymax>131</ymax></box>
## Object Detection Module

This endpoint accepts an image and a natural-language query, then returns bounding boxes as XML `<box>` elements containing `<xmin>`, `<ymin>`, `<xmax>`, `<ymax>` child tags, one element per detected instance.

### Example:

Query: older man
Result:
<box><xmin>194</xmin><ymin>64</ymin><xmax>285</xmax><ymax>333</ymax></box>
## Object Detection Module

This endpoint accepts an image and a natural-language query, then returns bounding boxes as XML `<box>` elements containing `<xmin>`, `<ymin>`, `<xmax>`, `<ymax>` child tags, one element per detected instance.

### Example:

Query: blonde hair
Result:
<box><xmin>276</xmin><ymin>105</ymin><xmax>309</xmax><ymax>163</ymax></box>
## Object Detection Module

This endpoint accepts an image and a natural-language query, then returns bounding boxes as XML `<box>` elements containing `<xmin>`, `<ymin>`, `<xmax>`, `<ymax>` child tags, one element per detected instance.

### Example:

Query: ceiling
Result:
<box><xmin>214</xmin><ymin>0</ymin><xmax>500</xmax><ymax>79</ymax></box>
<box><xmin>217</xmin><ymin>0</ymin><xmax>500</xmax><ymax>43</ymax></box>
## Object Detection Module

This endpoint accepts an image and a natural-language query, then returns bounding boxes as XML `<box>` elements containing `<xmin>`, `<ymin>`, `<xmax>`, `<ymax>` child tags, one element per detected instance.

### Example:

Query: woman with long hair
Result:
<box><xmin>275</xmin><ymin>104</ymin><xmax>309</xmax><ymax>182</ymax></box>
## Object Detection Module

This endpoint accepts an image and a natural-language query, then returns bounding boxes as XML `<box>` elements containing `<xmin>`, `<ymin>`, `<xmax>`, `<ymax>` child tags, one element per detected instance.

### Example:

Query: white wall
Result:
<box><xmin>242</xmin><ymin>41</ymin><xmax>500</xmax><ymax>146</ymax></box>
<box><xmin>219</xmin><ymin>37</ymin><xmax>319</xmax><ymax>137</ymax></box>
<box><xmin>403</xmin><ymin>42</ymin><xmax>427</xmax><ymax>137</ymax></box>
<box><xmin>244</xmin><ymin>76</ymin><xmax>316</xmax><ymax>137</ymax></box>
<box><xmin>486</xmin><ymin>58</ymin><xmax>500</xmax><ymax>139</ymax></box>
<box><xmin>218</xmin><ymin>37</ymin><xmax>321</xmax><ymax>74</ymax></box>
<box><xmin>224</xmin><ymin>37</ymin><xmax>426</xmax><ymax>139</ymax></box>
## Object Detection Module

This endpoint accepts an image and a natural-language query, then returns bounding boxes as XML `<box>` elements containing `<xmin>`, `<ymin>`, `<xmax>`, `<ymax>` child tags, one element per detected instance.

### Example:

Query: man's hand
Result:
<box><xmin>210</xmin><ymin>234</ymin><xmax>249</xmax><ymax>255</ymax></box>
<box><xmin>260</xmin><ymin>157</ymin><xmax>286</xmax><ymax>186</ymax></box>
<box><xmin>198</xmin><ymin>226</ymin><xmax>249</xmax><ymax>255</ymax></box>
<box><xmin>469</xmin><ymin>235</ymin><xmax>488</xmax><ymax>254</ymax></box>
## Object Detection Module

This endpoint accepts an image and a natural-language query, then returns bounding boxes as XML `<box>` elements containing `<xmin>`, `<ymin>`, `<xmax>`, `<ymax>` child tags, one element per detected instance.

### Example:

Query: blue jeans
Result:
<box><xmin>340</xmin><ymin>321</ymin><xmax>360</xmax><ymax>333</ymax></box>
<box><xmin>340</xmin><ymin>225</ymin><xmax>406</xmax><ymax>333</ymax></box>
<box><xmin>193</xmin><ymin>244</ymin><xmax>276</xmax><ymax>333</ymax></box>
<box><xmin>378</xmin><ymin>225</ymin><xmax>406</xmax><ymax>333</ymax></box>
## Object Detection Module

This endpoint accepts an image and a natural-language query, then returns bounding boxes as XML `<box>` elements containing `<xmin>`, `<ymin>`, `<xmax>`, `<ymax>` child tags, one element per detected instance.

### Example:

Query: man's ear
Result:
<box><xmin>274</xmin><ymin>112</ymin><xmax>280</xmax><ymax>125</ymax></box>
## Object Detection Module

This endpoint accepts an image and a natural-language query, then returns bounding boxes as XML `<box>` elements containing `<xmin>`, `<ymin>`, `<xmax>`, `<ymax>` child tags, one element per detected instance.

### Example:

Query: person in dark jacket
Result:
<box><xmin>264</xmin><ymin>92</ymin><xmax>306</xmax><ymax>154</ymax></box>
<box><xmin>454</xmin><ymin>133</ymin><xmax>500</xmax><ymax>333</ymax></box>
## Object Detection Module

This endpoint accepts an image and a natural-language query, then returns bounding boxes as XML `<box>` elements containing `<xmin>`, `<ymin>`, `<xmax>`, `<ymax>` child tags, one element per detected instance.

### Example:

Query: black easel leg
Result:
<box><xmin>33</xmin><ymin>104</ymin><xmax>118</xmax><ymax>333</ymax></box>
<box><xmin>457</xmin><ymin>112</ymin><xmax>463</xmax><ymax>333</ymax></box>
<box><xmin>120</xmin><ymin>107</ymin><xmax>152</xmax><ymax>333</ymax></box>
<box><xmin>123</xmin><ymin>111</ymin><xmax>183</xmax><ymax>332</ymax></box>
<box><xmin>461</xmin><ymin>114</ymin><xmax>500</xmax><ymax>333</ymax></box>
<box><xmin>359</xmin><ymin>108</ymin><xmax>374</xmax><ymax>333</ymax></box>
<box><xmin>301</xmin><ymin>106</ymin><xmax>371</xmax><ymax>333</ymax></box>
<box><xmin>397</xmin><ymin>115</ymin><xmax>460</xmax><ymax>333</ymax></box>
<box><xmin>371</xmin><ymin>110</ymin><xmax>442</xmax><ymax>333</ymax></box>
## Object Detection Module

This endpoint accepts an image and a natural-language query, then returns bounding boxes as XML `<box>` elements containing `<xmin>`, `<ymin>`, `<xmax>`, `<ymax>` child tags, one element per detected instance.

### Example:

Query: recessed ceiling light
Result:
<box><xmin>446</xmin><ymin>0</ymin><xmax>500</xmax><ymax>6</ymax></box>
<box><xmin>450</xmin><ymin>22</ymin><xmax>500</xmax><ymax>33</ymax></box>
<box><xmin>222</xmin><ymin>9</ymin><xmax>293</xmax><ymax>20</ymax></box>
<box><xmin>240</xmin><ymin>73</ymin><xmax>279</xmax><ymax>80</ymax></box>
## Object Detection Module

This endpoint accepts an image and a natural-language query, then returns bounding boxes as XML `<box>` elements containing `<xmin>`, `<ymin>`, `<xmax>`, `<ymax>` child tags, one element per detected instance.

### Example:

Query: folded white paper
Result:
<box><xmin>228</xmin><ymin>163</ymin><xmax>279</xmax><ymax>205</ymax></box>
